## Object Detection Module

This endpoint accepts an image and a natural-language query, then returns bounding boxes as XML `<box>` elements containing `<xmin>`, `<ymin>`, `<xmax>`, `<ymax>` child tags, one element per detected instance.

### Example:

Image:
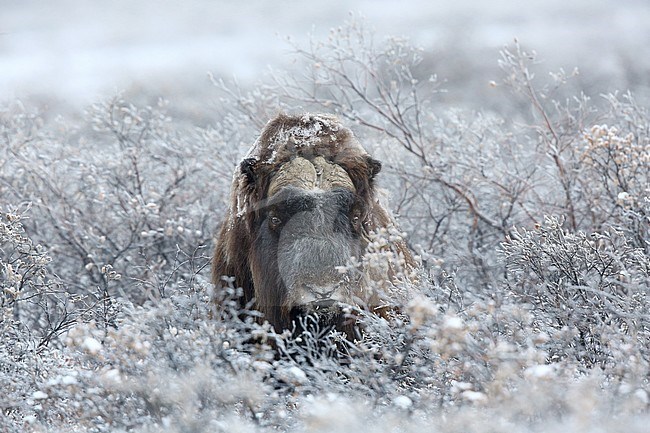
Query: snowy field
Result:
<box><xmin>1</xmin><ymin>1</ymin><xmax>650</xmax><ymax>432</ymax></box>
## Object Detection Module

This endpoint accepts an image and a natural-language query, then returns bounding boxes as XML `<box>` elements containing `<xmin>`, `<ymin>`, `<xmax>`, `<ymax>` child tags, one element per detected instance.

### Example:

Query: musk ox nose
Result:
<box><xmin>305</xmin><ymin>284</ymin><xmax>337</xmax><ymax>300</ymax></box>
<box><xmin>302</xmin><ymin>284</ymin><xmax>341</xmax><ymax>311</ymax></box>
<box><xmin>310</xmin><ymin>299</ymin><xmax>337</xmax><ymax>310</ymax></box>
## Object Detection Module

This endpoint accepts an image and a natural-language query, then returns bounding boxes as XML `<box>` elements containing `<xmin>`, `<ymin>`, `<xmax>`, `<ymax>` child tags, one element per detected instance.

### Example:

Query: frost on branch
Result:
<box><xmin>500</xmin><ymin>216</ymin><xmax>649</xmax><ymax>367</ymax></box>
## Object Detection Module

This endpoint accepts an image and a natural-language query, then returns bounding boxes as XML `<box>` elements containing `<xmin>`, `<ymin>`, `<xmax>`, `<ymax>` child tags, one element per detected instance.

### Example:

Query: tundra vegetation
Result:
<box><xmin>1</xmin><ymin>22</ymin><xmax>649</xmax><ymax>432</ymax></box>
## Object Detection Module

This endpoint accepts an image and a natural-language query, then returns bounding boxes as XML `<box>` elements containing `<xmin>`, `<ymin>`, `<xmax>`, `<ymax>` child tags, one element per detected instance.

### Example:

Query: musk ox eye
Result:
<box><xmin>269</xmin><ymin>214</ymin><xmax>282</xmax><ymax>228</ymax></box>
<box><xmin>351</xmin><ymin>212</ymin><xmax>362</xmax><ymax>229</ymax></box>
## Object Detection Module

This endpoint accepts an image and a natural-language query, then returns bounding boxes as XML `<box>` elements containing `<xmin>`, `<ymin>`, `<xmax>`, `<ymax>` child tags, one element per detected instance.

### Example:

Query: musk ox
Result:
<box><xmin>212</xmin><ymin>113</ymin><xmax>417</xmax><ymax>338</ymax></box>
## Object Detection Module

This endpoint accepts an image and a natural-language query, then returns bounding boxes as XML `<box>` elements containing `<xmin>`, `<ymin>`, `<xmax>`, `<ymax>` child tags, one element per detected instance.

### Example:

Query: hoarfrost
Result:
<box><xmin>82</xmin><ymin>337</ymin><xmax>102</xmax><ymax>354</ymax></box>
<box><xmin>393</xmin><ymin>395</ymin><xmax>413</xmax><ymax>409</ymax></box>
<box><xmin>461</xmin><ymin>390</ymin><xmax>487</xmax><ymax>403</ymax></box>
<box><xmin>524</xmin><ymin>364</ymin><xmax>557</xmax><ymax>379</ymax></box>
<box><xmin>277</xmin><ymin>365</ymin><xmax>309</xmax><ymax>385</ymax></box>
<box><xmin>32</xmin><ymin>390</ymin><xmax>49</xmax><ymax>400</ymax></box>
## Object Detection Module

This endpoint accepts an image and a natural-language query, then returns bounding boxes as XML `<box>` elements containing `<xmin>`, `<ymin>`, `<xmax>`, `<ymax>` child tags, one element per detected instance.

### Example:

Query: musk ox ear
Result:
<box><xmin>366</xmin><ymin>156</ymin><xmax>382</xmax><ymax>181</ymax></box>
<box><xmin>240</xmin><ymin>157</ymin><xmax>258</xmax><ymax>185</ymax></box>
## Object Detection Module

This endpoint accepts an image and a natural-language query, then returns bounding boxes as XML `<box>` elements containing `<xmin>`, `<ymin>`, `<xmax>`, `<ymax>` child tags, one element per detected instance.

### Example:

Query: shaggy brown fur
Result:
<box><xmin>212</xmin><ymin>113</ymin><xmax>416</xmax><ymax>333</ymax></box>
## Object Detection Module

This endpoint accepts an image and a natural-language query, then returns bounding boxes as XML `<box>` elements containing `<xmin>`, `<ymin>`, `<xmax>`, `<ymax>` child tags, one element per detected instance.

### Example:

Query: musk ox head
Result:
<box><xmin>212</xmin><ymin>113</ymin><xmax>416</xmax><ymax>336</ymax></box>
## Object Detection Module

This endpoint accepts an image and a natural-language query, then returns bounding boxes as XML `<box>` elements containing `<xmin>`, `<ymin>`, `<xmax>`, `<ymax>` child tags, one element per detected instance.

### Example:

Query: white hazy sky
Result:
<box><xmin>1</xmin><ymin>0</ymin><xmax>649</xmax><ymax>105</ymax></box>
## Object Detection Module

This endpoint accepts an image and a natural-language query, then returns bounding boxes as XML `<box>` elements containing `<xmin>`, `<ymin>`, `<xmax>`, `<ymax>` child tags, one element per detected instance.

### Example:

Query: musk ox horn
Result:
<box><xmin>312</xmin><ymin>156</ymin><xmax>356</xmax><ymax>192</ymax></box>
<box><xmin>268</xmin><ymin>156</ymin><xmax>356</xmax><ymax>197</ymax></box>
<box><xmin>268</xmin><ymin>157</ymin><xmax>316</xmax><ymax>197</ymax></box>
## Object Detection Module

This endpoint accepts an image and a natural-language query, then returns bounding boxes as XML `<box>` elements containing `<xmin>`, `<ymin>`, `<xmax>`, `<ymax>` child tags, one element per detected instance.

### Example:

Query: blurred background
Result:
<box><xmin>2</xmin><ymin>0</ymin><xmax>649</xmax><ymax>112</ymax></box>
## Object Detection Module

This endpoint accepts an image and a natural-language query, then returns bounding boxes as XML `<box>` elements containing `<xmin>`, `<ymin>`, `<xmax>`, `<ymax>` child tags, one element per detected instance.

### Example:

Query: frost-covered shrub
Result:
<box><xmin>5</xmin><ymin>278</ymin><xmax>648</xmax><ymax>433</ymax></box>
<box><xmin>0</xmin><ymin>206</ymin><xmax>80</xmax><ymax>347</ymax></box>
<box><xmin>580</xmin><ymin>111</ymin><xmax>650</xmax><ymax>252</ymax></box>
<box><xmin>501</xmin><ymin>216</ymin><xmax>649</xmax><ymax>367</ymax></box>
<box><xmin>0</xmin><ymin>97</ymin><xmax>233</xmax><ymax>306</ymax></box>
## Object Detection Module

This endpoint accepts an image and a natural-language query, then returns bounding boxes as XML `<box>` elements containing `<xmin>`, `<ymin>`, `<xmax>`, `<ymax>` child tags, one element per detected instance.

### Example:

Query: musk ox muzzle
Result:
<box><xmin>269</xmin><ymin>187</ymin><xmax>364</xmax><ymax>310</ymax></box>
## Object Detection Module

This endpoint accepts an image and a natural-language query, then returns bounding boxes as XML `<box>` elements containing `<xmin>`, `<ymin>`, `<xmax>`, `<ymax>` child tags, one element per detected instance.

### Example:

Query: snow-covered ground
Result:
<box><xmin>2</xmin><ymin>0</ymin><xmax>649</xmax><ymax>106</ymax></box>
